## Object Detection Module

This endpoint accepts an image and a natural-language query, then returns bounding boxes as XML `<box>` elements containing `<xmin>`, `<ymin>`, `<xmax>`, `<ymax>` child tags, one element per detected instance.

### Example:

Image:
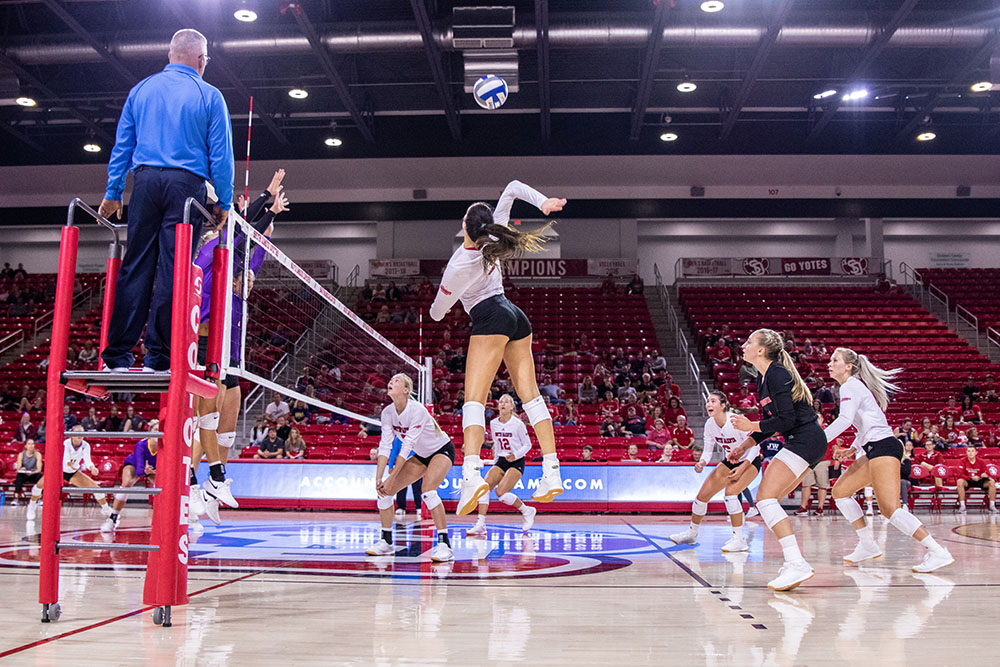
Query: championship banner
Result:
<box><xmin>680</xmin><ymin>258</ymin><xmax>732</xmax><ymax>277</ymax></box>
<box><xmin>419</xmin><ymin>258</ymin><xmax>628</xmax><ymax>278</ymax></box>
<box><xmin>587</xmin><ymin>258</ymin><xmax>638</xmax><ymax>277</ymax></box>
<box><xmin>369</xmin><ymin>259</ymin><xmax>421</xmax><ymax>277</ymax></box>
<box><xmin>781</xmin><ymin>257</ymin><xmax>832</xmax><ymax>276</ymax></box>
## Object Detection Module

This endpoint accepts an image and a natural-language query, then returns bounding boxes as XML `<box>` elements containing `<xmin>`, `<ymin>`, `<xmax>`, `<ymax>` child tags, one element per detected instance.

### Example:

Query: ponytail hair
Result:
<box><xmin>752</xmin><ymin>328</ymin><xmax>813</xmax><ymax>405</ymax></box>
<box><xmin>463</xmin><ymin>202</ymin><xmax>555</xmax><ymax>273</ymax></box>
<box><xmin>833</xmin><ymin>347</ymin><xmax>901</xmax><ymax>411</ymax></box>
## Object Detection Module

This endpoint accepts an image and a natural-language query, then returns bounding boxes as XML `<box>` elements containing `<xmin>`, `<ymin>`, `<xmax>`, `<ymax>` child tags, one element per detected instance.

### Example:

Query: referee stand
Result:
<box><xmin>38</xmin><ymin>198</ymin><xmax>220</xmax><ymax>627</ymax></box>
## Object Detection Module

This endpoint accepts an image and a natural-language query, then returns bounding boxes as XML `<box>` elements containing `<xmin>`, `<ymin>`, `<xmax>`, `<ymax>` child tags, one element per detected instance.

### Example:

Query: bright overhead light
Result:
<box><xmin>659</xmin><ymin>132</ymin><xmax>678</xmax><ymax>142</ymax></box>
<box><xmin>676</xmin><ymin>81</ymin><xmax>697</xmax><ymax>93</ymax></box>
<box><xmin>842</xmin><ymin>89</ymin><xmax>869</xmax><ymax>101</ymax></box>
<box><xmin>234</xmin><ymin>9</ymin><xmax>257</xmax><ymax>22</ymax></box>
<box><xmin>288</xmin><ymin>88</ymin><xmax>309</xmax><ymax>99</ymax></box>
<box><xmin>812</xmin><ymin>89</ymin><xmax>837</xmax><ymax>100</ymax></box>
<box><xmin>916</xmin><ymin>132</ymin><xmax>936</xmax><ymax>142</ymax></box>
<box><xmin>970</xmin><ymin>81</ymin><xmax>993</xmax><ymax>92</ymax></box>
<box><xmin>700</xmin><ymin>1</ymin><xmax>725</xmax><ymax>12</ymax></box>
<box><xmin>15</xmin><ymin>96</ymin><xmax>37</xmax><ymax>107</ymax></box>
<box><xmin>83</xmin><ymin>143</ymin><xmax>101</xmax><ymax>153</ymax></box>
<box><xmin>324</xmin><ymin>137</ymin><xmax>342</xmax><ymax>147</ymax></box>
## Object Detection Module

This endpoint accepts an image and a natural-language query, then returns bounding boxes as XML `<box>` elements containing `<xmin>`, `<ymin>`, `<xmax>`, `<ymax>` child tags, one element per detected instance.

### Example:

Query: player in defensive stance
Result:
<box><xmin>670</xmin><ymin>391</ymin><xmax>759</xmax><ymax>552</ymax></box>
<box><xmin>825</xmin><ymin>348</ymin><xmax>954</xmax><ymax>573</ymax></box>
<box><xmin>728</xmin><ymin>329</ymin><xmax>829</xmax><ymax>591</ymax></box>
<box><xmin>429</xmin><ymin>180</ymin><xmax>567</xmax><ymax>515</ymax></box>
<box><xmin>102</xmin><ymin>420</ymin><xmax>159</xmax><ymax>532</ymax></box>
<box><xmin>366</xmin><ymin>373</ymin><xmax>456</xmax><ymax>562</ymax></box>
<box><xmin>26</xmin><ymin>425</ymin><xmax>112</xmax><ymax>522</ymax></box>
<box><xmin>468</xmin><ymin>394</ymin><xmax>537</xmax><ymax>535</ymax></box>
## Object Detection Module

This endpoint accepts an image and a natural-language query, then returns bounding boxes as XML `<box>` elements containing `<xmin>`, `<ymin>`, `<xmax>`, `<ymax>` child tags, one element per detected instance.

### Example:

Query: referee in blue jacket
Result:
<box><xmin>99</xmin><ymin>28</ymin><xmax>234</xmax><ymax>372</ymax></box>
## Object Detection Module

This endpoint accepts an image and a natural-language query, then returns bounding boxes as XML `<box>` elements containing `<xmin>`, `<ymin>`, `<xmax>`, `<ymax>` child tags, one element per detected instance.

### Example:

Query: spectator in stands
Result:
<box><xmin>265</xmin><ymin>392</ymin><xmax>290</xmax><ymax>424</ymax></box>
<box><xmin>538</xmin><ymin>375</ymin><xmax>561</xmax><ymax>402</ymax></box>
<box><xmin>941</xmin><ymin>415</ymin><xmax>960</xmax><ymax>447</ymax></box>
<box><xmin>626</xmin><ymin>274</ymin><xmax>644</xmax><ymax>295</ymax></box>
<box><xmin>578</xmin><ymin>376</ymin><xmax>598</xmax><ymax>404</ymax></box>
<box><xmin>563</xmin><ymin>399</ymin><xmax>579</xmax><ymax>426</ymax></box>
<box><xmin>386</xmin><ymin>281</ymin><xmax>402</xmax><ymax>301</ymax></box>
<box><xmin>649</xmin><ymin>350</ymin><xmax>667</xmax><ymax>375</ymax></box>
<box><xmin>80</xmin><ymin>406</ymin><xmax>99</xmax><ymax>432</ymax></box>
<box><xmin>622</xmin><ymin>406</ymin><xmax>646</xmax><ymax>437</ymax></box>
<box><xmin>370</xmin><ymin>282</ymin><xmax>387</xmax><ymax>303</ymax></box>
<box><xmin>959</xmin><ymin>395</ymin><xmax>983</xmax><ymax>424</ymax></box>
<box><xmin>600</xmin><ymin>390</ymin><xmax>620</xmax><ymax>417</ymax></box>
<box><xmin>956</xmin><ymin>446</ymin><xmax>998</xmax><ymax>513</ymax></box>
<box><xmin>708</xmin><ymin>339</ymin><xmax>732</xmax><ymax>364</ymax></box>
<box><xmin>101</xmin><ymin>404</ymin><xmax>124</xmax><ymax>432</ymax></box>
<box><xmin>275</xmin><ymin>415</ymin><xmax>292</xmax><ymax>442</ymax></box>
<box><xmin>913</xmin><ymin>417</ymin><xmax>933</xmax><ymax>446</ymax></box>
<box><xmin>636</xmin><ymin>373</ymin><xmax>656</xmax><ymax>397</ymax></box>
<box><xmin>250</xmin><ymin>416</ymin><xmax>268</xmax><ymax>443</ymax></box>
<box><xmin>899</xmin><ymin>440</ymin><xmax>916</xmax><ymax>507</ymax></box>
<box><xmin>965</xmin><ymin>426</ymin><xmax>985</xmax><ymax>448</ymax></box>
<box><xmin>356</xmin><ymin>423</ymin><xmax>370</xmax><ymax>439</ymax></box>
<box><xmin>437</xmin><ymin>390</ymin><xmax>456</xmax><ymax>415</ymax></box>
<box><xmin>284</xmin><ymin>427</ymin><xmax>306</xmax><ymax>459</ymax></box>
<box><xmin>623</xmin><ymin>443</ymin><xmax>642</xmax><ymax>461</ymax></box>
<box><xmin>915</xmin><ymin>439</ymin><xmax>945</xmax><ymax>489</ymax></box>
<box><xmin>736</xmin><ymin>385</ymin><xmax>758</xmax><ymax>412</ymax></box>
<box><xmin>796</xmin><ymin>445</ymin><xmax>832</xmax><ymax>516</ymax></box>
<box><xmin>123</xmin><ymin>406</ymin><xmax>147</xmax><ymax>432</ymax></box>
<box><xmin>581</xmin><ymin>445</ymin><xmax>596</xmax><ymax>462</ymax></box>
<box><xmin>12</xmin><ymin>263</ymin><xmax>27</xmax><ymax>280</ymax></box>
<box><xmin>937</xmin><ymin>396</ymin><xmax>961</xmax><ymax>423</ymax></box>
<box><xmin>12</xmin><ymin>438</ymin><xmax>42</xmax><ymax>505</ymax></box>
<box><xmin>664</xmin><ymin>396</ymin><xmax>686</xmax><ymax>426</ymax></box>
<box><xmin>254</xmin><ymin>427</ymin><xmax>284</xmax><ymax>459</ymax></box>
<box><xmin>600</xmin><ymin>272</ymin><xmax>617</xmax><ymax>294</ymax></box>
<box><xmin>960</xmin><ymin>375</ymin><xmax>979</xmax><ymax>401</ymax></box>
<box><xmin>814</xmin><ymin>380</ymin><xmax>836</xmax><ymax>404</ymax></box>
<box><xmin>616</xmin><ymin>378</ymin><xmax>637</xmax><ymax>401</ymax></box>
<box><xmin>657</xmin><ymin>446</ymin><xmax>674</xmax><ymax>463</ymax></box>
<box><xmin>601</xmin><ymin>415</ymin><xmax>623</xmax><ymax>437</ymax></box>
<box><xmin>21</xmin><ymin>389</ymin><xmax>44</xmax><ymax>413</ymax></box>
<box><xmin>645</xmin><ymin>405</ymin><xmax>666</xmax><ymax>429</ymax></box>
<box><xmin>646</xmin><ymin>418</ymin><xmax>672</xmax><ymax>453</ymax></box>
<box><xmin>62</xmin><ymin>404</ymin><xmax>78</xmax><ymax>430</ymax></box>
<box><xmin>15</xmin><ymin>412</ymin><xmax>37</xmax><ymax>443</ymax></box>
<box><xmin>573</xmin><ymin>332</ymin><xmax>597</xmax><ymax>358</ymax></box>
<box><xmin>375</xmin><ymin>305</ymin><xmax>391</xmax><ymax>324</ymax></box>
<box><xmin>894</xmin><ymin>417</ymin><xmax>916</xmax><ymax>442</ymax></box>
<box><xmin>0</xmin><ymin>262</ymin><xmax>11</xmax><ymax>278</ymax></box>
<box><xmin>671</xmin><ymin>414</ymin><xmax>695</xmax><ymax>449</ymax></box>
<box><xmin>77</xmin><ymin>340</ymin><xmax>97</xmax><ymax>366</ymax></box>
<box><xmin>289</xmin><ymin>399</ymin><xmax>311</xmax><ymax>425</ymax></box>
<box><xmin>981</xmin><ymin>374</ymin><xmax>998</xmax><ymax>402</ymax></box>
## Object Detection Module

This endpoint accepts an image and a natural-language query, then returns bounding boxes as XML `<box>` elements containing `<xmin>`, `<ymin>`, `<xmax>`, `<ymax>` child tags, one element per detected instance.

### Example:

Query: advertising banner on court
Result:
<box><xmin>781</xmin><ymin>257</ymin><xmax>831</xmax><ymax>276</ymax></box>
<box><xmin>369</xmin><ymin>259</ymin><xmax>421</xmax><ymax>277</ymax></box>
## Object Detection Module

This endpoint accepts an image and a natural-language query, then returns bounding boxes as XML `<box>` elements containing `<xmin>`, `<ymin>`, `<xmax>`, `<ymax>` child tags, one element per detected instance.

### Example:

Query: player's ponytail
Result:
<box><xmin>464</xmin><ymin>202</ymin><xmax>555</xmax><ymax>273</ymax></box>
<box><xmin>753</xmin><ymin>328</ymin><xmax>813</xmax><ymax>405</ymax></box>
<box><xmin>835</xmin><ymin>347</ymin><xmax>901</xmax><ymax>411</ymax></box>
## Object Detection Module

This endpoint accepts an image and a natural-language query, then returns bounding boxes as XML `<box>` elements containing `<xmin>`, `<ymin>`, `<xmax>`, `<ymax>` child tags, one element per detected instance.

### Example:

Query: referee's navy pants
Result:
<box><xmin>100</xmin><ymin>166</ymin><xmax>206</xmax><ymax>371</ymax></box>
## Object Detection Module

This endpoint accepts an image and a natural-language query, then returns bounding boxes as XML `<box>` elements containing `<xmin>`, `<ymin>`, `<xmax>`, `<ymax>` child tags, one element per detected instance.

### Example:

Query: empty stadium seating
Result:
<box><xmin>917</xmin><ymin>268</ymin><xmax>1000</xmax><ymax>331</ymax></box>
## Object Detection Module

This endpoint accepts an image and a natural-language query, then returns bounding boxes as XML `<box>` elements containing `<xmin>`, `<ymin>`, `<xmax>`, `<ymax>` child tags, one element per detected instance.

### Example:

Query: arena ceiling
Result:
<box><xmin>1</xmin><ymin>0</ymin><xmax>999</xmax><ymax>166</ymax></box>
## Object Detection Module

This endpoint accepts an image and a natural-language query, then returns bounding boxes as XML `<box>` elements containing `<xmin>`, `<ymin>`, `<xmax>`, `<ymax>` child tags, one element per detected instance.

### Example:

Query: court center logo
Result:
<box><xmin>742</xmin><ymin>258</ymin><xmax>770</xmax><ymax>276</ymax></box>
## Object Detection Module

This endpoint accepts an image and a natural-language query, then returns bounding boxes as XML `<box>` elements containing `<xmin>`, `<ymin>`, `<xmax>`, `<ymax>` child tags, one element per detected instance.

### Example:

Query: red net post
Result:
<box><xmin>143</xmin><ymin>224</ymin><xmax>198</xmax><ymax>608</ymax></box>
<box><xmin>97</xmin><ymin>241</ymin><xmax>124</xmax><ymax>367</ymax></box>
<box><xmin>39</xmin><ymin>225</ymin><xmax>79</xmax><ymax>606</ymax></box>
<box><xmin>205</xmin><ymin>245</ymin><xmax>229</xmax><ymax>381</ymax></box>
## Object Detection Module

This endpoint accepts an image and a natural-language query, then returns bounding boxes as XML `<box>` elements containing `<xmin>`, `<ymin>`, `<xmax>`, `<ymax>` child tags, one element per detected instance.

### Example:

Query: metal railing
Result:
<box><xmin>988</xmin><ymin>327</ymin><xmax>1000</xmax><ymax>362</ymax></box>
<box><xmin>0</xmin><ymin>329</ymin><xmax>23</xmax><ymax>357</ymax></box>
<box><xmin>346</xmin><ymin>264</ymin><xmax>360</xmax><ymax>287</ymax></box>
<box><xmin>955</xmin><ymin>304</ymin><xmax>980</xmax><ymax>349</ymax></box>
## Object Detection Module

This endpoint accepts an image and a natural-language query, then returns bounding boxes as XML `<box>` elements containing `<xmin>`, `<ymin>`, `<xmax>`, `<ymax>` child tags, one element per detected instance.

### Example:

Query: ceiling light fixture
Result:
<box><xmin>700</xmin><ymin>1</ymin><xmax>725</xmax><ymax>12</ymax></box>
<box><xmin>970</xmin><ymin>81</ymin><xmax>993</xmax><ymax>92</ymax></box>
<box><xmin>324</xmin><ymin>137</ymin><xmax>343</xmax><ymax>147</ymax></box>
<box><xmin>916</xmin><ymin>131</ymin><xmax>936</xmax><ymax>142</ymax></box>
<box><xmin>15</xmin><ymin>96</ymin><xmax>37</xmax><ymax>107</ymax></box>
<box><xmin>659</xmin><ymin>132</ymin><xmax>678</xmax><ymax>142</ymax></box>
<box><xmin>288</xmin><ymin>88</ymin><xmax>309</xmax><ymax>99</ymax></box>
<box><xmin>83</xmin><ymin>142</ymin><xmax>101</xmax><ymax>153</ymax></box>
<box><xmin>676</xmin><ymin>80</ymin><xmax>697</xmax><ymax>93</ymax></box>
<box><xmin>812</xmin><ymin>89</ymin><xmax>837</xmax><ymax>100</ymax></box>
<box><xmin>842</xmin><ymin>89</ymin><xmax>869</xmax><ymax>102</ymax></box>
<box><xmin>234</xmin><ymin>8</ymin><xmax>257</xmax><ymax>22</ymax></box>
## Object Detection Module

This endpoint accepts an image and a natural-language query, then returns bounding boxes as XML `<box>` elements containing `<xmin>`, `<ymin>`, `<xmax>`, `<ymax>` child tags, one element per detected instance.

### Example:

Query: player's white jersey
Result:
<box><xmin>701</xmin><ymin>414</ymin><xmax>757</xmax><ymax>464</ymax></box>
<box><xmin>429</xmin><ymin>181</ymin><xmax>548</xmax><ymax>320</ymax></box>
<box><xmin>378</xmin><ymin>399</ymin><xmax>450</xmax><ymax>459</ymax></box>
<box><xmin>824</xmin><ymin>376</ymin><xmax>895</xmax><ymax>453</ymax></box>
<box><xmin>489</xmin><ymin>415</ymin><xmax>532</xmax><ymax>460</ymax></box>
<box><xmin>62</xmin><ymin>438</ymin><xmax>93</xmax><ymax>474</ymax></box>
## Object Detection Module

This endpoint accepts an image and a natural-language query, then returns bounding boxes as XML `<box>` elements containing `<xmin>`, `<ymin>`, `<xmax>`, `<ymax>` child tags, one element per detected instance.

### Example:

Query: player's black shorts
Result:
<box><xmin>469</xmin><ymin>295</ymin><xmax>532</xmax><ymax>341</ymax></box>
<box><xmin>495</xmin><ymin>456</ymin><xmax>526</xmax><ymax>474</ymax></box>
<box><xmin>781</xmin><ymin>421</ymin><xmax>828</xmax><ymax>468</ymax></box>
<box><xmin>63</xmin><ymin>471</ymin><xmax>78</xmax><ymax>483</ymax></box>
<box><xmin>966</xmin><ymin>477</ymin><xmax>991</xmax><ymax>489</ymax></box>
<box><xmin>413</xmin><ymin>441</ymin><xmax>456</xmax><ymax>467</ymax></box>
<box><xmin>723</xmin><ymin>455</ymin><xmax>763</xmax><ymax>472</ymax></box>
<box><xmin>862</xmin><ymin>436</ymin><xmax>904</xmax><ymax>461</ymax></box>
<box><xmin>198</xmin><ymin>335</ymin><xmax>240</xmax><ymax>389</ymax></box>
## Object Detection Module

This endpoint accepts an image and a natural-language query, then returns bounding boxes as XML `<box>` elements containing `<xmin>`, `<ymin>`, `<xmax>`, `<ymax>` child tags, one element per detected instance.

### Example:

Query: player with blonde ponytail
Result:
<box><xmin>728</xmin><ymin>329</ymin><xmax>827</xmax><ymax>591</ymax></box>
<box><xmin>825</xmin><ymin>347</ymin><xmax>954</xmax><ymax>573</ymax></box>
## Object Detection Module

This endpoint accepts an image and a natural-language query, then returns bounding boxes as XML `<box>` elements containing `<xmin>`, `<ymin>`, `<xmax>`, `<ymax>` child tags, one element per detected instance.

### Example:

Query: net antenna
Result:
<box><xmin>219</xmin><ymin>212</ymin><xmax>428</xmax><ymax>426</ymax></box>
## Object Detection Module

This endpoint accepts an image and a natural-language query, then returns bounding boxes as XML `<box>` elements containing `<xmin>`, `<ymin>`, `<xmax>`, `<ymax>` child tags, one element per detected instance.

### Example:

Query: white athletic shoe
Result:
<box><xmin>768</xmin><ymin>560</ymin><xmax>815</xmax><ymax>591</ymax></box>
<box><xmin>989</xmin><ymin>505</ymin><xmax>999</xmax><ymax>514</ymax></box>
<box><xmin>531</xmin><ymin>465</ymin><xmax>564</xmax><ymax>503</ymax></box>
<box><xmin>721</xmin><ymin>534</ymin><xmax>749</xmax><ymax>552</ymax></box>
<box><xmin>202</xmin><ymin>477</ymin><xmax>239</xmax><ymax>509</ymax></box>
<box><xmin>202</xmin><ymin>496</ymin><xmax>222</xmax><ymax>526</ymax></box>
<box><xmin>521</xmin><ymin>506</ymin><xmax>537</xmax><ymax>532</ymax></box>
<box><xmin>101</xmin><ymin>516</ymin><xmax>118</xmax><ymax>533</ymax></box>
<box><xmin>457</xmin><ymin>476</ymin><xmax>490</xmax><ymax>516</ymax></box>
<box><xmin>189</xmin><ymin>518</ymin><xmax>204</xmax><ymax>536</ymax></box>
<box><xmin>365</xmin><ymin>539</ymin><xmax>396</xmax><ymax>556</ymax></box>
<box><xmin>466</xmin><ymin>521</ymin><xmax>487</xmax><ymax>536</ymax></box>
<box><xmin>912</xmin><ymin>548</ymin><xmax>955</xmax><ymax>574</ymax></box>
<box><xmin>843</xmin><ymin>541</ymin><xmax>883</xmax><ymax>564</ymax></box>
<box><xmin>189</xmin><ymin>485</ymin><xmax>207</xmax><ymax>517</ymax></box>
<box><xmin>744</xmin><ymin>507</ymin><xmax>760</xmax><ymax>520</ymax></box>
<box><xmin>430</xmin><ymin>542</ymin><xmax>454</xmax><ymax>562</ymax></box>
<box><xmin>26</xmin><ymin>501</ymin><xmax>38</xmax><ymax>521</ymax></box>
<box><xmin>669</xmin><ymin>528</ymin><xmax>697</xmax><ymax>545</ymax></box>
<box><xmin>10</xmin><ymin>498</ymin><xmax>18</xmax><ymax>507</ymax></box>
<box><xmin>100</xmin><ymin>502</ymin><xmax>112</xmax><ymax>517</ymax></box>
<box><xmin>394</xmin><ymin>508</ymin><xmax>405</xmax><ymax>520</ymax></box>
<box><xmin>958</xmin><ymin>504</ymin><xmax>967</xmax><ymax>514</ymax></box>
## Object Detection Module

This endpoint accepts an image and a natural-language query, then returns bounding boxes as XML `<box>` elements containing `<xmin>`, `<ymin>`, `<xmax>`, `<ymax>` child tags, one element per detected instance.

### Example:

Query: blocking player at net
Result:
<box><xmin>428</xmin><ymin>180</ymin><xmax>567</xmax><ymax>516</ymax></box>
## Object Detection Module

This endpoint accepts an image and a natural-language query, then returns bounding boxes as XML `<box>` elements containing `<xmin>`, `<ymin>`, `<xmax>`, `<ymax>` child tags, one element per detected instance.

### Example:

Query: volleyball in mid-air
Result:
<box><xmin>473</xmin><ymin>75</ymin><xmax>508</xmax><ymax>110</ymax></box>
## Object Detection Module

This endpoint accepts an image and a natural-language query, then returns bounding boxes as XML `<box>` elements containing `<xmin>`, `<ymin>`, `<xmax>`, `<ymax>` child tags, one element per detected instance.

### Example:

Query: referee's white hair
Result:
<box><xmin>169</xmin><ymin>29</ymin><xmax>208</xmax><ymax>59</ymax></box>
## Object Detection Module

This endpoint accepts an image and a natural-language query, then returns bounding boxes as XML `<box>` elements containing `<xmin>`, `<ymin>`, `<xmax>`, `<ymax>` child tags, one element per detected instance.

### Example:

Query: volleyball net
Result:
<box><xmin>211</xmin><ymin>210</ymin><xmax>430</xmax><ymax>426</ymax></box>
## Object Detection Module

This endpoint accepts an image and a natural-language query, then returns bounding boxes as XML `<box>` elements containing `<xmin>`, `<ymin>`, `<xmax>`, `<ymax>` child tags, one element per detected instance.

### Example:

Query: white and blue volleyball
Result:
<box><xmin>473</xmin><ymin>75</ymin><xmax>508</xmax><ymax>110</ymax></box>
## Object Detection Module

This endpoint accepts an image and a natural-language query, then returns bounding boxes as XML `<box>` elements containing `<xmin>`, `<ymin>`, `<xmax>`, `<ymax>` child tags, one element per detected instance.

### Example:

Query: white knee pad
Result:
<box><xmin>835</xmin><ymin>496</ymin><xmax>864</xmax><ymax>523</ymax></box>
<box><xmin>500</xmin><ymin>492</ymin><xmax>518</xmax><ymax>506</ymax></box>
<box><xmin>691</xmin><ymin>499</ymin><xmax>708</xmax><ymax>517</ymax></box>
<box><xmin>462</xmin><ymin>402</ymin><xmax>486</xmax><ymax>430</ymax></box>
<box><xmin>724</xmin><ymin>495</ymin><xmax>743</xmax><ymax>516</ymax></box>
<box><xmin>376</xmin><ymin>494</ymin><xmax>395</xmax><ymax>511</ymax></box>
<box><xmin>479</xmin><ymin>496</ymin><xmax>490</xmax><ymax>507</ymax></box>
<box><xmin>756</xmin><ymin>497</ymin><xmax>787</xmax><ymax>530</ymax></box>
<box><xmin>774</xmin><ymin>447</ymin><xmax>809</xmax><ymax>478</ymax></box>
<box><xmin>888</xmin><ymin>507</ymin><xmax>922</xmax><ymax>537</ymax></box>
<box><xmin>522</xmin><ymin>395</ymin><xmax>551</xmax><ymax>427</ymax></box>
<box><xmin>198</xmin><ymin>411</ymin><xmax>220</xmax><ymax>431</ymax></box>
<box><xmin>217</xmin><ymin>431</ymin><xmax>236</xmax><ymax>449</ymax></box>
<box><xmin>115</xmin><ymin>493</ymin><xmax>128</xmax><ymax>503</ymax></box>
<box><xmin>422</xmin><ymin>490</ymin><xmax>442</xmax><ymax>511</ymax></box>
<box><xmin>31</xmin><ymin>484</ymin><xmax>42</xmax><ymax>496</ymax></box>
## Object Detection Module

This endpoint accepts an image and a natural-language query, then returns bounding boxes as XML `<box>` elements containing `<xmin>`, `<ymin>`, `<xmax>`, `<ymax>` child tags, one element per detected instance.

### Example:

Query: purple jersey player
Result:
<box><xmin>102</xmin><ymin>420</ymin><xmax>160</xmax><ymax>533</ymax></box>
